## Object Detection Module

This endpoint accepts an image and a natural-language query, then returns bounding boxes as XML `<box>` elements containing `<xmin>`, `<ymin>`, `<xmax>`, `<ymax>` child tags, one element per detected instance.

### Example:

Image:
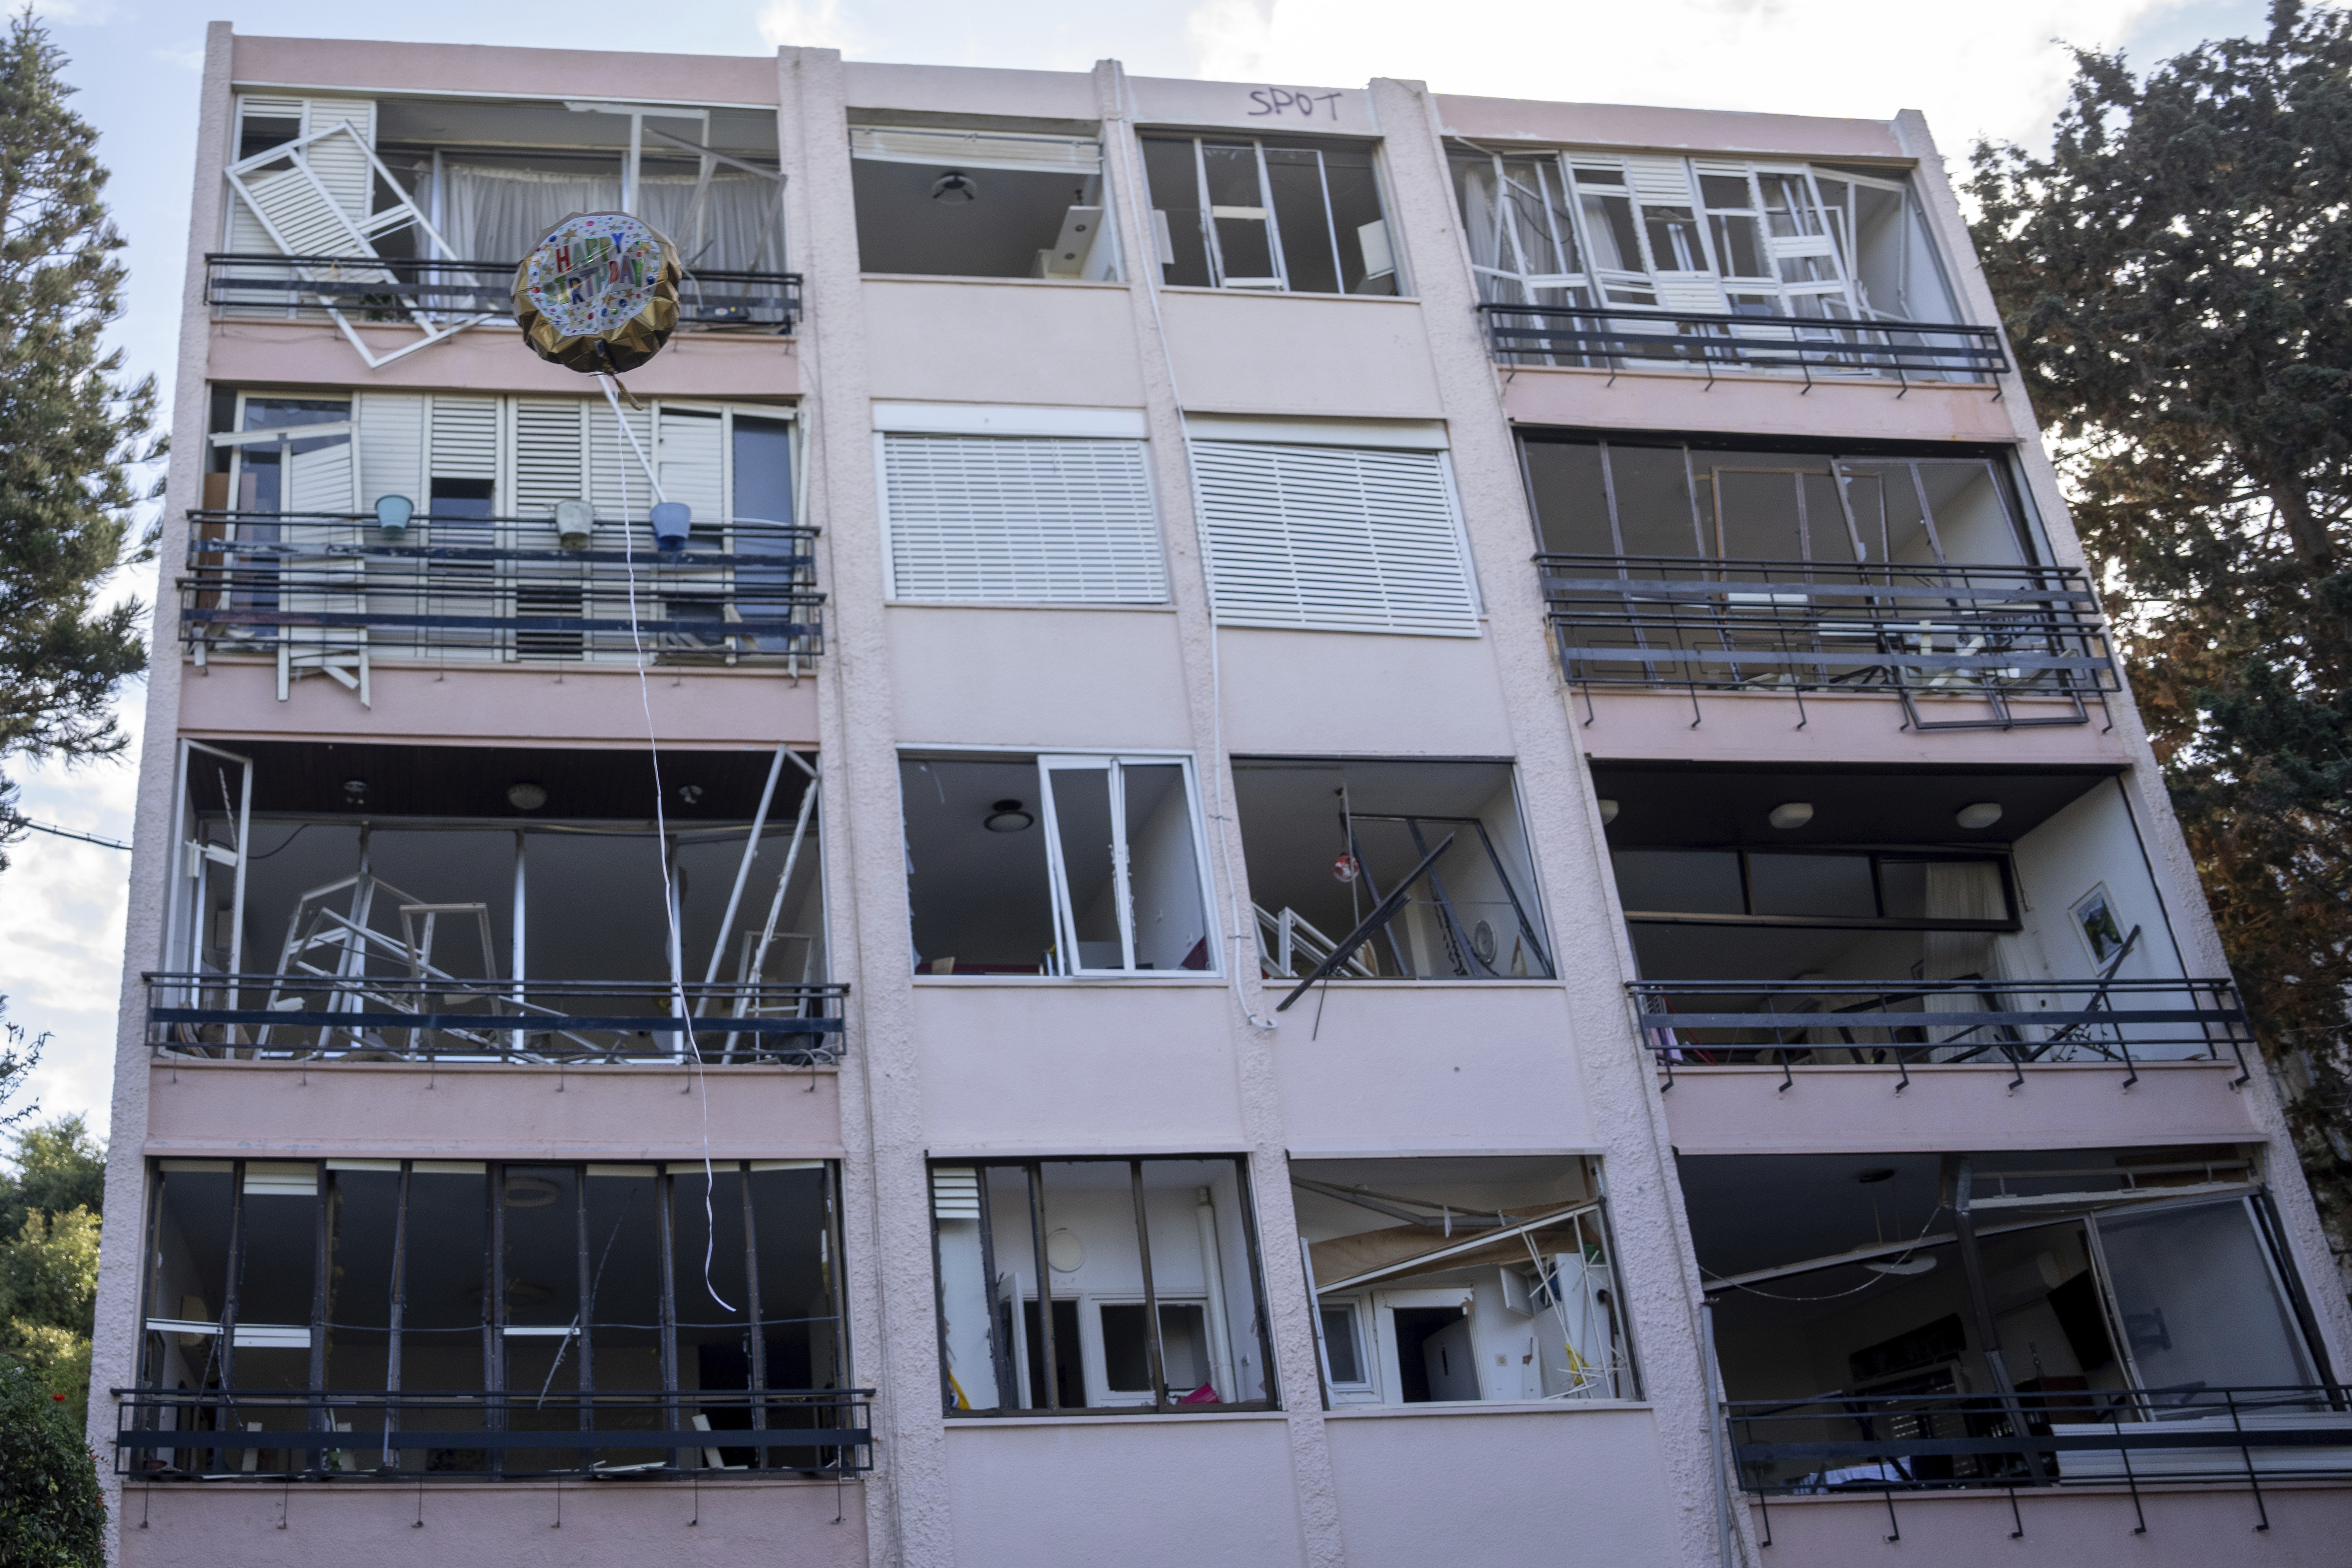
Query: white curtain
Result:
<box><xmin>440</xmin><ymin>164</ymin><xmax>780</xmax><ymax>270</ymax></box>
<box><xmin>1922</xmin><ymin>860</ymin><xmax>2009</xmax><ymax>1053</ymax></box>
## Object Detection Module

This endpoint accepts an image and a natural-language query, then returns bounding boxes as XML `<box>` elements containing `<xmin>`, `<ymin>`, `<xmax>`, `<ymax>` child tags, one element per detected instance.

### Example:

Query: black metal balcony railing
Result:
<box><xmin>1477</xmin><ymin>301</ymin><xmax>2007</xmax><ymax>383</ymax></box>
<box><xmin>181</xmin><ymin>510</ymin><xmax>823</xmax><ymax>667</ymax></box>
<box><xmin>206</xmin><ymin>253</ymin><xmax>801</xmax><ymax>332</ymax></box>
<box><xmin>1729</xmin><ymin>1387</ymin><xmax>2352</xmax><ymax>1531</ymax></box>
<box><xmin>1540</xmin><ymin>554</ymin><xmax>2119</xmax><ymax>730</ymax></box>
<box><xmin>1632</xmin><ymin>976</ymin><xmax>2254</xmax><ymax>1089</ymax></box>
<box><xmin>145</xmin><ymin>973</ymin><xmax>848</xmax><ymax>1066</ymax></box>
<box><xmin>114</xmin><ymin>1388</ymin><xmax>872</xmax><ymax>1480</ymax></box>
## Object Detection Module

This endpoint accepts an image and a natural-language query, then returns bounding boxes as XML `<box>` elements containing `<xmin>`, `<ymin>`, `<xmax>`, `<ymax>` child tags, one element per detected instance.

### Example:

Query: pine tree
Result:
<box><xmin>1968</xmin><ymin>1</ymin><xmax>2352</xmax><ymax>1281</ymax></box>
<box><xmin>0</xmin><ymin>7</ymin><xmax>160</xmax><ymax>871</ymax></box>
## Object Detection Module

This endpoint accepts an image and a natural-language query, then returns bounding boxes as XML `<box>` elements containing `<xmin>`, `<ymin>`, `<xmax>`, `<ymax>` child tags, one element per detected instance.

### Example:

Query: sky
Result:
<box><xmin>0</xmin><ymin>0</ymin><xmax>2281</xmax><ymax>1145</ymax></box>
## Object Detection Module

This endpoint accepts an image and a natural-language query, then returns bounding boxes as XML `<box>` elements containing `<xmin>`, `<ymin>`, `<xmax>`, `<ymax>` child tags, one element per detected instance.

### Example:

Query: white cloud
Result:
<box><xmin>26</xmin><ymin>0</ymin><xmax>120</xmax><ymax>25</ymax></box>
<box><xmin>1175</xmin><ymin>0</ymin><xmax>2190</xmax><ymax>153</ymax></box>
<box><xmin>758</xmin><ymin>0</ymin><xmax>864</xmax><ymax>53</ymax></box>
<box><xmin>150</xmin><ymin>41</ymin><xmax>206</xmax><ymax>71</ymax></box>
<box><xmin>1</xmin><ymin>713</ymin><xmax>142</xmax><ymax>1141</ymax></box>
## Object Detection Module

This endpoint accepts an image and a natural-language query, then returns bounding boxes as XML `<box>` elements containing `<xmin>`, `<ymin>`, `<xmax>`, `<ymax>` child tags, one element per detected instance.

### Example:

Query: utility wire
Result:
<box><xmin>0</xmin><ymin>814</ymin><xmax>130</xmax><ymax>851</ymax></box>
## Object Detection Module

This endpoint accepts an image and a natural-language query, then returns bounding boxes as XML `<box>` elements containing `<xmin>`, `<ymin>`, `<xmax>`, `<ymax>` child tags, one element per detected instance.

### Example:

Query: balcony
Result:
<box><xmin>1635</xmin><ymin>976</ymin><xmax>2252</xmax><ymax>1089</ymax></box>
<box><xmin>1542</xmin><ymin>554</ymin><xmax>2119</xmax><ymax>731</ymax></box>
<box><xmin>180</xmin><ymin>509</ymin><xmax>823</xmax><ymax>675</ymax></box>
<box><xmin>145</xmin><ymin>973</ymin><xmax>846</xmax><ymax>1065</ymax></box>
<box><xmin>1729</xmin><ymin>1387</ymin><xmax>2352</xmax><ymax>1510</ymax></box>
<box><xmin>114</xmin><ymin>1388</ymin><xmax>871</xmax><ymax>1480</ymax></box>
<box><xmin>1478</xmin><ymin>301</ymin><xmax>2006</xmax><ymax>385</ymax></box>
<box><xmin>206</xmin><ymin>253</ymin><xmax>802</xmax><ymax>334</ymax></box>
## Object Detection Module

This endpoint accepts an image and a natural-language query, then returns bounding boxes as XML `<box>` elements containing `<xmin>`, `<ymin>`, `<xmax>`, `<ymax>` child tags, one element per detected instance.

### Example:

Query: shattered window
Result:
<box><xmin>1233</xmin><ymin>758</ymin><xmax>1552</xmax><ymax>1003</ymax></box>
<box><xmin>1292</xmin><ymin>1156</ymin><xmax>1633</xmax><ymax>1406</ymax></box>
<box><xmin>134</xmin><ymin>1157</ymin><xmax>847</xmax><ymax>1478</ymax></box>
<box><xmin>1142</xmin><ymin>134</ymin><xmax>1394</xmax><ymax>295</ymax></box>
<box><xmin>900</xmin><ymin>752</ymin><xmax>1215</xmax><ymax>977</ymax></box>
<box><xmin>851</xmin><ymin>125</ymin><xmax>1117</xmax><ymax>281</ymax></box>
<box><xmin>1453</xmin><ymin>149</ymin><xmax>1959</xmax><ymax>323</ymax></box>
<box><xmin>928</xmin><ymin>1157</ymin><xmax>1276</xmax><ymax>1415</ymax></box>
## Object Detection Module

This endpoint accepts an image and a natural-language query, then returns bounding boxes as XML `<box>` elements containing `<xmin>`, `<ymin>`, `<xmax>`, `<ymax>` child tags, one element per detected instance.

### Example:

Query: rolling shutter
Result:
<box><xmin>849</xmin><ymin>125</ymin><xmax>1101</xmax><ymax>176</ymax></box>
<box><xmin>1190</xmin><ymin>441</ymin><xmax>1478</xmax><ymax>636</ymax></box>
<box><xmin>657</xmin><ymin>409</ymin><xmax>726</xmax><ymax>530</ymax></box>
<box><xmin>882</xmin><ymin>434</ymin><xmax>1165</xmax><ymax>604</ymax></box>
<box><xmin>426</xmin><ymin>396</ymin><xmax>501</xmax><ymax>498</ymax></box>
<box><xmin>512</xmin><ymin>400</ymin><xmax>588</xmax><ymax>518</ymax></box>
<box><xmin>354</xmin><ymin>392</ymin><xmax>425</xmax><ymax>508</ymax></box>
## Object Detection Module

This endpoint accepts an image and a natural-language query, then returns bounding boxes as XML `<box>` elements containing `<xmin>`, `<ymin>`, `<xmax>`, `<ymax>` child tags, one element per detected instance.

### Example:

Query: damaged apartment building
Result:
<box><xmin>87</xmin><ymin>24</ymin><xmax>2352</xmax><ymax>1568</ymax></box>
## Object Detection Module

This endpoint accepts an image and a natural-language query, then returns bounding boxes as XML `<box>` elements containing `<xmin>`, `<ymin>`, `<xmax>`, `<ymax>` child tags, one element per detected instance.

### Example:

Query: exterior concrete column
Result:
<box><xmin>1370</xmin><ymin>75</ymin><xmax>1751</xmax><ymax>1568</ymax></box>
<box><xmin>86</xmin><ymin>22</ymin><xmax>238</xmax><ymax>1558</ymax></box>
<box><xmin>777</xmin><ymin>45</ymin><xmax>958</xmax><ymax>1568</ymax></box>
<box><xmin>1095</xmin><ymin>58</ymin><xmax>1343</xmax><ymax>1568</ymax></box>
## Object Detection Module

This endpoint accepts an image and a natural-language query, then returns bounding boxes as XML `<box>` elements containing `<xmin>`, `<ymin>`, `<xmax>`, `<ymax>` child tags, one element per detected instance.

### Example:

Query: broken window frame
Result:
<box><xmin>1292</xmin><ymin>1156</ymin><xmax>1640</xmax><ymax>1409</ymax></box>
<box><xmin>1144</xmin><ymin>133</ymin><xmax>1398</xmax><ymax>296</ymax></box>
<box><xmin>1456</xmin><ymin>147</ymin><xmax>1953</xmax><ymax>327</ymax></box>
<box><xmin>926</xmin><ymin>1155</ymin><xmax>1280</xmax><ymax>1418</ymax></box>
<box><xmin>128</xmin><ymin>1155</ymin><xmax>856</xmax><ymax>1479</ymax></box>
<box><xmin>846</xmin><ymin>123</ymin><xmax>1122</xmax><ymax>282</ymax></box>
<box><xmin>1035</xmin><ymin>754</ymin><xmax>1218</xmax><ymax>978</ymax></box>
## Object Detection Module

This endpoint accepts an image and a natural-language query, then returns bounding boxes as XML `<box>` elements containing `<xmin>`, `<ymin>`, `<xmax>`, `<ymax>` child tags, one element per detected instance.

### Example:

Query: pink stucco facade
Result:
<box><xmin>86</xmin><ymin>24</ymin><xmax>2352</xmax><ymax>1568</ymax></box>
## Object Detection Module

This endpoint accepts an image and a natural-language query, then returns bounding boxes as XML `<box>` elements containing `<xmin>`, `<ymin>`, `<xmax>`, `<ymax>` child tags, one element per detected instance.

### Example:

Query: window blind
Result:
<box><xmin>883</xmin><ymin>434</ymin><xmax>1165</xmax><ymax>604</ymax></box>
<box><xmin>1190</xmin><ymin>441</ymin><xmax>1479</xmax><ymax>636</ymax></box>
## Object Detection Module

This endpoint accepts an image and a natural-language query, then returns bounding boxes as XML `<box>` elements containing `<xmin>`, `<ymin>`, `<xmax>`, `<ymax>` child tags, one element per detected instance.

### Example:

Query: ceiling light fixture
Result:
<box><xmin>341</xmin><ymin>778</ymin><xmax>369</xmax><ymax>801</ymax></box>
<box><xmin>506</xmin><ymin>781</ymin><xmax>548</xmax><ymax>811</ymax></box>
<box><xmin>1596</xmin><ymin>799</ymin><xmax>1619</xmax><ymax>825</ymax></box>
<box><xmin>1955</xmin><ymin>802</ymin><xmax>2004</xmax><ymax>830</ymax></box>
<box><xmin>1866</xmin><ymin>1257</ymin><xmax>1937</xmax><ymax>1277</ymax></box>
<box><xmin>1767</xmin><ymin>801</ymin><xmax>1813</xmax><ymax>831</ymax></box>
<box><xmin>984</xmin><ymin>798</ymin><xmax>1033</xmax><ymax>833</ymax></box>
<box><xmin>930</xmin><ymin>170</ymin><xmax>979</xmax><ymax>203</ymax></box>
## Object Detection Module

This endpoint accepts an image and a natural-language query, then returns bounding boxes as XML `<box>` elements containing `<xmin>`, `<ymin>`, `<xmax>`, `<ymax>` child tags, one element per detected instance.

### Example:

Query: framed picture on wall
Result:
<box><xmin>2071</xmin><ymin>884</ymin><xmax>2128</xmax><ymax>966</ymax></box>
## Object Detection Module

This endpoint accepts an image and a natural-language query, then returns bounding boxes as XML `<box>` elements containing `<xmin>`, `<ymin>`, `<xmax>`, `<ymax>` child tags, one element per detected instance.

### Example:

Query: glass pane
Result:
<box><xmin>1578</xmin><ymin>191</ymin><xmax>1643</xmax><ymax>275</ymax></box>
<box><xmin>583</xmin><ymin>1166</ymin><xmax>664</xmax><ymax>1466</ymax></box>
<box><xmin>672</xmin><ymin>1163</ymin><xmax>752</xmax><ymax>1466</ymax></box>
<box><xmin>1140</xmin><ymin>137</ymin><xmax>1212</xmax><ymax>286</ymax></box>
<box><xmin>1801</xmin><ymin>474</ymin><xmax>1863</xmax><ymax>563</ymax></box>
<box><xmin>1711</xmin><ymin>468</ymin><xmax>1809</xmax><ymax>560</ymax></box>
<box><xmin>1746</xmin><ymin>855</ymin><xmax>1876</xmax><ymax>919</ymax></box>
<box><xmin>1321</xmin><ymin>1305</ymin><xmax>1363</xmax><ymax>1383</ymax></box>
<box><xmin>1608</xmin><ymin>446</ymin><xmax>1705</xmax><ymax>559</ymax></box>
<box><xmin>1046</xmin><ymin>765</ymin><xmax>1122</xmax><ymax>971</ymax></box>
<box><xmin>902</xmin><ymin>756</ymin><xmax>1056</xmax><ymax>976</ymax></box>
<box><xmin>749</xmin><ymin>1164</ymin><xmax>838</xmax><ymax>1467</ymax></box>
<box><xmin>1265</xmin><ymin>147</ymin><xmax>1337</xmax><ymax>294</ymax></box>
<box><xmin>148</xmin><ymin>1166</ymin><xmax>235</xmax><ymax>1394</ymax></box>
<box><xmin>501</xmin><ymin>1164</ymin><xmax>582</xmax><ymax>1471</ymax></box>
<box><xmin>325</xmin><ymin>1166</ymin><xmax>399</xmax><ymax>1374</ymax></box>
<box><xmin>1120</xmin><ymin>763</ymin><xmax>1207</xmax><ymax>971</ymax></box>
<box><xmin>402</xmin><ymin>1166</ymin><xmax>485</xmax><ymax>1470</ymax></box>
<box><xmin>1318</xmin><ymin>144</ymin><xmax>1390</xmax><ymax>292</ymax></box>
<box><xmin>1643</xmin><ymin>207</ymin><xmax>1706</xmax><ymax>272</ymax></box>
<box><xmin>934</xmin><ymin>1166</ymin><xmax>1002</xmax><ymax>1413</ymax></box>
<box><xmin>2096</xmin><ymin>1200</ymin><xmax>2314</xmax><ymax>1396</ymax></box>
<box><xmin>1523</xmin><ymin>442</ymin><xmax>1612</xmax><ymax>555</ymax></box>
<box><xmin>1613</xmin><ymin>849</ymin><xmax>1744</xmax><ymax>916</ymax></box>
<box><xmin>1201</xmin><ymin>143</ymin><xmax>1275</xmax><ymax>283</ymax></box>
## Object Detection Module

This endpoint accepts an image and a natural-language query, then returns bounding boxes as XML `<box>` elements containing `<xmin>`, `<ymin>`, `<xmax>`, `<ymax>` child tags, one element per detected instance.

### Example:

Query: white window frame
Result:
<box><xmin>1316</xmin><ymin>1296</ymin><xmax>1382</xmax><ymax>1404</ymax></box>
<box><xmin>1035</xmin><ymin>752</ymin><xmax>1220</xmax><ymax>979</ymax></box>
<box><xmin>1158</xmin><ymin>134</ymin><xmax>1397</xmax><ymax>296</ymax></box>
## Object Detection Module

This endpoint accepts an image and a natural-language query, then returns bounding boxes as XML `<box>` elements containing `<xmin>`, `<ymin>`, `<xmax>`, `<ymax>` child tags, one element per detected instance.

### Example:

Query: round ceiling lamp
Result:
<box><xmin>1767</xmin><ymin>801</ymin><xmax>1814</xmax><ymax>831</ymax></box>
<box><xmin>984</xmin><ymin>799</ymin><xmax>1033</xmax><ymax>833</ymax></box>
<box><xmin>930</xmin><ymin>170</ymin><xmax>979</xmax><ymax>203</ymax></box>
<box><xmin>507</xmin><ymin>781</ymin><xmax>548</xmax><ymax>811</ymax></box>
<box><xmin>1955</xmin><ymin>802</ymin><xmax>2004</xmax><ymax>830</ymax></box>
<box><xmin>513</xmin><ymin>211</ymin><xmax>681</xmax><ymax>374</ymax></box>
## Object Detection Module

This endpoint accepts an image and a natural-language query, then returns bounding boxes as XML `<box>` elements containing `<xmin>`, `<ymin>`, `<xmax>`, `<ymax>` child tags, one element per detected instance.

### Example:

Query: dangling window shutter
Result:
<box><xmin>354</xmin><ymin>392</ymin><xmax>425</xmax><ymax>509</ymax></box>
<box><xmin>286</xmin><ymin>439</ymin><xmax>356</xmax><ymax>515</ymax></box>
<box><xmin>881</xmin><ymin>434</ymin><xmax>1164</xmax><ymax>604</ymax></box>
<box><xmin>1191</xmin><ymin>442</ymin><xmax>1479</xmax><ymax>636</ymax></box>
<box><xmin>657</xmin><ymin>408</ymin><xmax>726</xmax><ymax>528</ymax></box>
<box><xmin>513</xmin><ymin>400</ymin><xmax>588</xmax><ymax>518</ymax></box>
<box><xmin>849</xmin><ymin>125</ymin><xmax>1101</xmax><ymax>175</ymax></box>
<box><xmin>299</xmin><ymin>99</ymin><xmax>379</xmax><ymax>221</ymax></box>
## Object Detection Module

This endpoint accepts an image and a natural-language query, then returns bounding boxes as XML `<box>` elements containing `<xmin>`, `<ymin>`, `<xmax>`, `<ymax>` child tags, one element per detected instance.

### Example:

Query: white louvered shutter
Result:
<box><xmin>1625</xmin><ymin>154</ymin><xmax>1728</xmax><ymax>313</ymax></box>
<box><xmin>587</xmin><ymin>403</ymin><xmax>655</xmax><ymax>521</ymax></box>
<box><xmin>882</xmin><ymin>435</ymin><xmax>1164</xmax><ymax>604</ymax></box>
<box><xmin>513</xmin><ymin>400</ymin><xmax>588</xmax><ymax>518</ymax></box>
<box><xmin>285</xmin><ymin>439</ymin><xmax>357</xmax><ymax>514</ymax></box>
<box><xmin>299</xmin><ymin>100</ymin><xmax>377</xmax><ymax>220</ymax></box>
<box><xmin>227</xmin><ymin>97</ymin><xmax>304</xmax><ymax>254</ymax></box>
<box><xmin>1191</xmin><ymin>442</ymin><xmax>1479</xmax><ymax>636</ymax></box>
<box><xmin>657</xmin><ymin>409</ymin><xmax>726</xmax><ymax>528</ymax></box>
<box><xmin>354</xmin><ymin>392</ymin><xmax>425</xmax><ymax>508</ymax></box>
<box><xmin>426</xmin><ymin>395</ymin><xmax>501</xmax><ymax>503</ymax></box>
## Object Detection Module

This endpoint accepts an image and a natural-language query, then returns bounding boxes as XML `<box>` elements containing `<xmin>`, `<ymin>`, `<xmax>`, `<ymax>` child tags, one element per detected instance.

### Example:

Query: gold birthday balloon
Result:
<box><xmin>512</xmin><ymin>211</ymin><xmax>681</xmax><ymax>374</ymax></box>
